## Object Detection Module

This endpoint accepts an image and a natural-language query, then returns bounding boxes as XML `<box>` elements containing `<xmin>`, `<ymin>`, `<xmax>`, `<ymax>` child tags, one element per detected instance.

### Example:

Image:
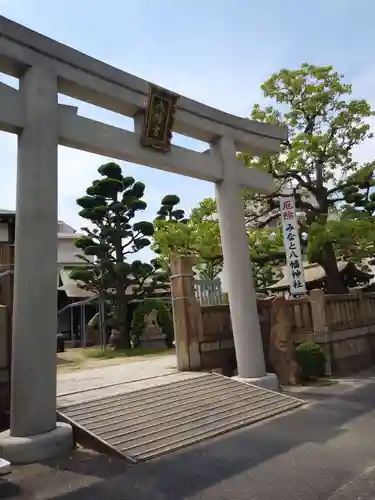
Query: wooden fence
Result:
<box><xmin>325</xmin><ymin>292</ymin><xmax>375</xmax><ymax>331</ymax></box>
<box><xmin>255</xmin><ymin>291</ymin><xmax>375</xmax><ymax>337</ymax></box>
<box><xmin>281</xmin><ymin>297</ymin><xmax>313</xmax><ymax>335</ymax></box>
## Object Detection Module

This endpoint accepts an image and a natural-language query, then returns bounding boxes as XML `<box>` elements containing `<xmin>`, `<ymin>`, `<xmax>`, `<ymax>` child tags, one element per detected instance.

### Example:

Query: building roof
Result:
<box><xmin>58</xmin><ymin>267</ymin><xmax>95</xmax><ymax>298</ymax></box>
<box><xmin>0</xmin><ymin>211</ymin><xmax>77</xmax><ymax>231</ymax></box>
<box><xmin>0</xmin><ymin>209</ymin><xmax>15</xmax><ymax>223</ymax></box>
<box><xmin>268</xmin><ymin>261</ymin><xmax>373</xmax><ymax>292</ymax></box>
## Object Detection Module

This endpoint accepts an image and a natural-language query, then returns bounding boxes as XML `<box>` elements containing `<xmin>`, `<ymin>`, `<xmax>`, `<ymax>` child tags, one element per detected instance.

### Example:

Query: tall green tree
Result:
<box><xmin>155</xmin><ymin>194</ymin><xmax>187</xmax><ymax>222</ymax></box>
<box><xmin>153</xmin><ymin>197</ymin><xmax>223</xmax><ymax>280</ymax></box>
<box><xmin>241</xmin><ymin>63</ymin><xmax>375</xmax><ymax>293</ymax></box>
<box><xmin>153</xmin><ymin>197</ymin><xmax>284</xmax><ymax>290</ymax></box>
<box><xmin>310</xmin><ymin>165</ymin><xmax>375</xmax><ymax>267</ymax></box>
<box><xmin>342</xmin><ymin>164</ymin><xmax>375</xmax><ymax>219</ymax></box>
<box><xmin>70</xmin><ymin>162</ymin><xmax>168</xmax><ymax>348</ymax></box>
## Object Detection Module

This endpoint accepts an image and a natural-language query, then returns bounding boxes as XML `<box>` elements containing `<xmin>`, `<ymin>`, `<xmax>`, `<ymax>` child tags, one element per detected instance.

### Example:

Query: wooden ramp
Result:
<box><xmin>57</xmin><ymin>373</ymin><xmax>304</xmax><ymax>462</ymax></box>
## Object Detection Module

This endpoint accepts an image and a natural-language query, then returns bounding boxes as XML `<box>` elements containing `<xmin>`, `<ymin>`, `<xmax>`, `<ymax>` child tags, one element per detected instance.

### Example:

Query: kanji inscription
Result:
<box><xmin>279</xmin><ymin>194</ymin><xmax>306</xmax><ymax>295</ymax></box>
<box><xmin>140</xmin><ymin>84</ymin><xmax>179</xmax><ymax>152</ymax></box>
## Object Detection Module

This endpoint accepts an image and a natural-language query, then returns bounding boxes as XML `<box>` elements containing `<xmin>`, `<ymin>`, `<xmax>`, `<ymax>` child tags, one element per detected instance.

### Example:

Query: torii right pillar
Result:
<box><xmin>211</xmin><ymin>137</ymin><xmax>278</xmax><ymax>390</ymax></box>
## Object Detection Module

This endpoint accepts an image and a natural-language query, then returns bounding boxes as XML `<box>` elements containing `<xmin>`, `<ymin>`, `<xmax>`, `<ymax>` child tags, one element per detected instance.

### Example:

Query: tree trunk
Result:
<box><xmin>108</xmin><ymin>318</ymin><xmax>130</xmax><ymax>349</ymax></box>
<box><xmin>110</xmin><ymin>211</ymin><xmax>131</xmax><ymax>349</ymax></box>
<box><xmin>109</xmin><ymin>288</ymin><xmax>130</xmax><ymax>349</ymax></box>
<box><xmin>319</xmin><ymin>242</ymin><xmax>348</xmax><ymax>294</ymax></box>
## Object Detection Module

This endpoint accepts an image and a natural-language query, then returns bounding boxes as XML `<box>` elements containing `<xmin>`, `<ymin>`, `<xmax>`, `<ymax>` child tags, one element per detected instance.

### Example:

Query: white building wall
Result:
<box><xmin>57</xmin><ymin>236</ymin><xmax>86</xmax><ymax>265</ymax></box>
<box><xmin>58</xmin><ymin>221</ymin><xmax>75</xmax><ymax>234</ymax></box>
<box><xmin>0</xmin><ymin>223</ymin><xmax>8</xmax><ymax>242</ymax></box>
<box><xmin>57</xmin><ymin>221</ymin><xmax>94</xmax><ymax>266</ymax></box>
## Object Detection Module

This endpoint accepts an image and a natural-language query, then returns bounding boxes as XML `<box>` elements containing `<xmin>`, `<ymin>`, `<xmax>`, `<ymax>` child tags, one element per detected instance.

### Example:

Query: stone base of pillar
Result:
<box><xmin>232</xmin><ymin>373</ymin><xmax>280</xmax><ymax>392</ymax></box>
<box><xmin>0</xmin><ymin>422</ymin><xmax>73</xmax><ymax>464</ymax></box>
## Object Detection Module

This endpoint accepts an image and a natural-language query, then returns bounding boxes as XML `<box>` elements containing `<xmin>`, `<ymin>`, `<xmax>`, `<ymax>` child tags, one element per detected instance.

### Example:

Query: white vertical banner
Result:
<box><xmin>279</xmin><ymin>192</ymin><xmax>306</xmax><ymax>296</ymax></box>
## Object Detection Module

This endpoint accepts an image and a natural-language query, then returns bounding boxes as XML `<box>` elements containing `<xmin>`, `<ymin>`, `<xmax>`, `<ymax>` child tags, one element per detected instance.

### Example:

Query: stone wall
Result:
<box><xmin>200</xmin><ymin>305</ymin><xmax>235</xmax><ymax>374</ymax></box>
<box><xmin>293</xmin><ymin>290</ymin><xmax>375</xmax><ymax>376</ymax></box>
<box><xmin>294</xmin><ymin>326</ymin><xmax>375</xmax><ymax>376</ymax></box>
<box><xmin>251</xmin><ymin>290</ymin><xmax>375</xmax><ymax>377</ymax></box>
<box><xmin>170</xmin><ymin>255</ymin><xmax>275</xmax><ymax>374</ymax></box>
<box><xmin>170</xmin><ymin>255</ymin><xmax>375</xmax><ymax>378</ymax></box>
<box><xmin>199</xmin><ymin>301</ymin><xmax>275</xmax><ymax>374</ymax></box>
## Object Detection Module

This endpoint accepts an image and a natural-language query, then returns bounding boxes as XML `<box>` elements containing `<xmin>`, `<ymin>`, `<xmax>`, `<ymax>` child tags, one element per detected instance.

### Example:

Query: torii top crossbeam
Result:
<box><xmin>0</xmin><ymin>15</ymin><xmax>287</xmax><ymax>193</ymax></box>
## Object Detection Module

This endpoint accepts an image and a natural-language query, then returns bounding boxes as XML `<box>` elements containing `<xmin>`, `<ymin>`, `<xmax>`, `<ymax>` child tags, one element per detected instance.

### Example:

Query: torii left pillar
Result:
<box><xmin>0</xmin><ymin>65</ymin><xmax>73</xmax><ymax>464</ymax></box>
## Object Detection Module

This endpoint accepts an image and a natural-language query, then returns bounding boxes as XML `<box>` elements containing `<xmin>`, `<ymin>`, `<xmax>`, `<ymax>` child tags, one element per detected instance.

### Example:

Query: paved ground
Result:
<box><xmin>2</xmin><ymin>370</ymin><xmax>375</xmax><ymax>499</ymax></box>
<box><xmin>57</xmin><ymin>354</ymin><xmax>182</xmax><ymax>406</ymax></box>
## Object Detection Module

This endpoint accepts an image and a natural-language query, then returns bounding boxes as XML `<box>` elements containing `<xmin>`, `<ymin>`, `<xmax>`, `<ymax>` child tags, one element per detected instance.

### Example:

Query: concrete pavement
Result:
<box><xmin>2</xmin><ymin>371</ymin><xmax>375</xmax><ymax>499</ymax></box>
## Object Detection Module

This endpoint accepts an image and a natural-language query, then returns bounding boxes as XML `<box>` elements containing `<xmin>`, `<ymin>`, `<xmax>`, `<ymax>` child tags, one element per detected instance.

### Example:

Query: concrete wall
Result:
<box><xmin>195</xmin><ymin>302</ymin><xmax>273</xmax><ymax>375</ymax></box>
<box><xmin>58</xmin><ymin>221</ymin><xmax>75</xmax><ymax>234</ymax></box>
<box><xmin>199</xmin><ymin>299</ymin><xmax>375</xmax><ymax>378</ymax></box>
<box><xmin>57</xmin><ymin>223</ymin><xmax>94</xmax><ymax>266</ymax></box>
<box><xmin>57</xmin><ymin>236</ymin><xmax>84</xmax><ymax>265</ymax></box>
<box><xmin>177</xmin><ymin>288</ymin><xmax>375</xmax><ymax>378</ymax></box>
<box><xmin>294</xmin><ymin>326</ymin><xmax>375</xmax><ymax>376</ymax></box>
<box><xmin>200</xmin><ymin>305</ymin><xmax>235</xmax><ymax>374</ymax></box>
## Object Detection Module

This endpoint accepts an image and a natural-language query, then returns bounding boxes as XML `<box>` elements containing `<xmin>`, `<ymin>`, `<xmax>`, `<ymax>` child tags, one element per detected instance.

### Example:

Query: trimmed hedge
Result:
<box><xmin>295</xmin><ymin>341</ymin><xmax>326</xmax><ymax>381</ymax></box>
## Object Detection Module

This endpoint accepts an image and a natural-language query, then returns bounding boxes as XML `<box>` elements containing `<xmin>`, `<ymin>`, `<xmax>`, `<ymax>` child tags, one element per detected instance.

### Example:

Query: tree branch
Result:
<box><xmin>274</xmin><ymin>170</ymin><xmax>317</xmax><ymax>194</ymax></box>
<box><xmin>327</xmin><ymin>179</ymin><xmax>360</xmax><ymax>196</ymax></box>
<box><xmin>250</xmin><ymin>210</ymin><xmax>280</xmax><ymax>229</ymax></box>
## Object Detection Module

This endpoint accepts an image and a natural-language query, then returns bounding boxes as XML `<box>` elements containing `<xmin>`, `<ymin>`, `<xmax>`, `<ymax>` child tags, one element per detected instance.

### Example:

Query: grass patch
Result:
<box><xmin>83</xmin><ymin>346</ymin><xmax>172</xmax><ymax>359</ymax></box>
<box><xmin>301</xmin><ymin>377</ymin><xmax>337</xmax><ymax>387</ymax></box>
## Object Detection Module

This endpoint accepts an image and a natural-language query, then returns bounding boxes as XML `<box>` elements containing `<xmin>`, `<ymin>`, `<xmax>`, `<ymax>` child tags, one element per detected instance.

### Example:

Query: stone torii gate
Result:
<box><xmin>0</xmin><ymin>16</ymin><xmax>287</xmax><ymax>463</ymax></box>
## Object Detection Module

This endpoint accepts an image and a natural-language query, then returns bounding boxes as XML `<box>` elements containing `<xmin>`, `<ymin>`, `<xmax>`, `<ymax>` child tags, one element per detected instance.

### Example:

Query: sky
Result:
<box><xmin>1</xmin><ymin>0</ymin><xmax>375</xmax><ymax>261</ymax></box>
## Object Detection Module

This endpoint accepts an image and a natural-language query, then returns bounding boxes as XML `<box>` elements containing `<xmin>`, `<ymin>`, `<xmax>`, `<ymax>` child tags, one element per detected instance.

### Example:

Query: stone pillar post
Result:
<box><xmin>170</xmin><ymin>255</ymin><xmax>202</xmax><ymax>371</ymax></box>
<box><xmin>309</xmin><ymin>289</ymin><xmax>332</xmax><ymax>375</ymax></box>
<box><xmin>0</xmin><ymin>305</ymin><xmax>10</xmax><ymax>430</ymax></box>
<box><xmin>211</xmin><ymin>137</ymin><xmax>274</xmax><ymax>386</ymax></box>
<box><xmin>0</xmin><ymin>229</ymin><xmax>13</xmax><ymax>432</ymax></box>
<box><xmin>309</xmin><ymin>289</ymin><xmax>328</xmax><ymax>335</ymax></box>
<box><xmin>0</xmin><ymin>65</ymin><xmax>72</xmax><ymax>464</ymax></box>
<box><xmin>355</xmin><ymin>290</ymin><xmax>368</xmax><ymax>325</ymax></box>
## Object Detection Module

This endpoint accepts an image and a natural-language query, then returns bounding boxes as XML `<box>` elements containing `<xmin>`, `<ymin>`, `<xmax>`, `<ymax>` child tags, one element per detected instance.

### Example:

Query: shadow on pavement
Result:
<box><xmin>0</xmin><ymin>449</ymin><xmax>129</xmax><ymax>499</ymax></box>
<box><xmin>0</xmin><ymin>479</ymin><xmax>22</xmax><ymax>499</ymax></box>
<box><xmin>2</xmin><ymin>377</ymin><xmax>375</xmax><ymax>499</ymax></box>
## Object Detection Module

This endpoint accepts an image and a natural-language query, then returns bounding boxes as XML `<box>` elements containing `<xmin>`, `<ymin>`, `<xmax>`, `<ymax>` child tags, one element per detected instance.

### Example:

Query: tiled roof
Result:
<box><xmin>268</xmin><ymin>261</ymin><xmax>373</xmax><ymax>291</ymax></box>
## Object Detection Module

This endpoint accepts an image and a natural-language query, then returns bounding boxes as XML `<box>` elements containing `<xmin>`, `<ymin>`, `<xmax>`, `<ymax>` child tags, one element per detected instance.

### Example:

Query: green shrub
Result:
<box><xmin>295</xmin><ymin>341</ymin><xmax>326</xmax><ymax>381</ymax></box>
